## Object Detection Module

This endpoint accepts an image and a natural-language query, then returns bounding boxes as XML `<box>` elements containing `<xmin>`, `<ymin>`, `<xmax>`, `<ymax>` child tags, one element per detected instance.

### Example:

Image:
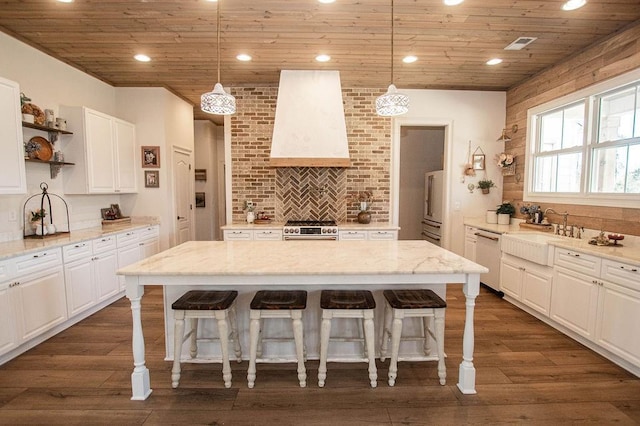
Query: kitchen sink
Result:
<box><xmin>501</xmin><ymin>232</ymin><xmax>558</xmax><ymax>266</ymax></box>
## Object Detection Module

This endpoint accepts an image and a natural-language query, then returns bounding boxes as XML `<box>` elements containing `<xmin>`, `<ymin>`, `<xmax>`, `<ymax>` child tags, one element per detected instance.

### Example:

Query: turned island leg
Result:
<box><xmin>126</xmin><ymin>277</ymin><xmax>152</xmax><ymax>400</ymax></box>
<box><xmin>457</xmin><ymin>273</ymin><xmax>479</xmax><ymax>395</ymax></box>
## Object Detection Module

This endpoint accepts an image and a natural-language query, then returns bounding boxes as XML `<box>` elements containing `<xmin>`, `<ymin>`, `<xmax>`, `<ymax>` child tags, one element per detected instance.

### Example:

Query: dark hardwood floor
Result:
<box><xmin>1</xmin><ymin>285</ymin><xmax>639</xmax><ymax>425</ymax></box>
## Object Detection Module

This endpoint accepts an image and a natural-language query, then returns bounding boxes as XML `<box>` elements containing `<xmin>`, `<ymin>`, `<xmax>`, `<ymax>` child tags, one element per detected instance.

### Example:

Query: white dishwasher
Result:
<box><xmin>474</xmin><ymin>229</ymin><xmax>502</xmax><ymax>293</ymax></box>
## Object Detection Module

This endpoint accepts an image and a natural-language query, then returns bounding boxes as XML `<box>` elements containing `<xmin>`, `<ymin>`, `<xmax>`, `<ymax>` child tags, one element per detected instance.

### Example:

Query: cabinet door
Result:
<box><xmin>114</xmin><ymin>118</ymin><xmax>137</xmax><ymax>193</ymax></box>
<box><xmin>85</xmin><ymin>109</ymin><xmax>116</xmax><ymax>193</ymax></box>
<box><xmin>551</xmin><ymin>266</ymin><xmax>598</xmax><ymax>339</ymax></box>
<box><xmin>464</xmin><ymin>238</ymin><xmax>476</xmax><ymax>262</ymax></box>
<box><xmin>118</xmin><ymin>243</ymin><xmax>142</xmax><ymax>291</ymax></box>
<box><xmin>500</xmin><ymin>258</ymin><xmax>522</xmax><ymax>299</ymax></box>
<box><xmin>254</xmin><ymin>230</ymin><xmax>283</xmax><ymax>241</ymax></box>
<box><xmin>139</xmin><ymin>238</ymin><xmax>160</xmax><ymax>259</ymax></box>
<box><xmin>64</xmin><ymin>257</ymin><xmax>95</xmax><ymax>316</ymax></box>
<box><xmin>521</xmin><ymin>268</ymin><xmax>553</xmax><ymax>316</ymax></box>
<box><xmin>0</xmin><ymin>77</ymin><xmax>26</xmax><ymax>194</ymax></box>
<box><xmin>595</xmin><ymin>282</ymin><xmax>640</xmax><ymax>366</ymax></box>
<box><xmin>95</xmin><ymin>251</ymin><xmax>120</xmax><ymax>302</ymax></box>
<box><xmin>0</xmin><ymin>282</ymin><xmax>18</xmax><ymax>355</ymax></box>
<box><xmin>14</xmin><ymin>267</ymin><xmax>67</xmax><ymax>342</ymax></box>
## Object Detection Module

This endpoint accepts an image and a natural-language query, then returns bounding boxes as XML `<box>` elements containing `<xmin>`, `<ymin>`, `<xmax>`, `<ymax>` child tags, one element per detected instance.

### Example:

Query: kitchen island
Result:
<box><xmin>119</xmin><ymin>240</ymin><xmax>487</xmax><ymax>400</ymax></box>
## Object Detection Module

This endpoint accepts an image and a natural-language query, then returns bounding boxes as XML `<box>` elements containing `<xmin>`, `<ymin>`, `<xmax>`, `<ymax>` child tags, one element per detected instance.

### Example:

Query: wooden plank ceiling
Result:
<box><xmin>1</xmin><ymin>0</ymin><xmax>639</xmax><ymax>122</ymax></box>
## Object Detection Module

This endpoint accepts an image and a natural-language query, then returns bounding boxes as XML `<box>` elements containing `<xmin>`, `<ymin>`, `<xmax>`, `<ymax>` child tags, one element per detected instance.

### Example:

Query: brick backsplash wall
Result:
<box><xmin>230</xmin><ymin>87</ymin><xmax>391</xmax><ymax>224</ymax></box>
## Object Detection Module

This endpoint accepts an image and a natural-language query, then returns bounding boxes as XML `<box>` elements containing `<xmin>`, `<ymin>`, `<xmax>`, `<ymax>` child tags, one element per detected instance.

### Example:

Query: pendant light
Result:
<box><xmin>201</xmin><ymin>0</ymin><xmax>236</xmax><ymax>115</ymax></box>
<box><xmin>376</xmin><ymin>0</ymin><xmax>409</xmax><ymax>116</ymax></box>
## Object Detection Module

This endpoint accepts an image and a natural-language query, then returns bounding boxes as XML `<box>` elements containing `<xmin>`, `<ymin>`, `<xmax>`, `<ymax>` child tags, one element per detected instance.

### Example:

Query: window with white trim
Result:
<box><xmin>525</xmin><ymin>69</ymin><xmax>640</xmax><ymax>208</ymax></box>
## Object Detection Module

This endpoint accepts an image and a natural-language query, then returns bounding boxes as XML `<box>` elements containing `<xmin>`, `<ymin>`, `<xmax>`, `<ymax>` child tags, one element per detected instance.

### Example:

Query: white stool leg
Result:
<box><xmin>247</xmin><ymin>311</ymin><xmax>261</xmax><ymax>388</ymax></box>
<box><xmin>189</xmin><ymin>318</ymin><xmax>198</xmax><ymax>358</ymax></box>
<box><xmin>171</xmin><ymin>310</ymin><xmax>186</xmax><ymax>388</ymax></box>
<box><xmin>229</xmin><ymin>305</ymin><xmax>242</xmax><ymax>362</ymax></box>
<box><xmin>388</xmin><ymin>312</ymin><xmax>403</xmax><ymax>387</ymax></box>
<box><xmin>363</xmin><ymin>311</ymin><xmax>377</xmax><ymax>388</ymax></box>
<box><xmin>423</xmin><ymin>316</ymin><xmax>434</xmax><ymax>356</ymax></box>
<box><xmin>435</xmin><ymin>309</ymin><xmax>446</xmax><ymax>385</ymax></box>
<box><xmin>318</xmin><ymin>311</ymin><xmax>332</xmax><ymax>387</ymax></box>
<box><xmin>380</xmin><ymin>301</ymin><xmax>392</xmax><ymax>362</ymax></box>
<box><xmin>217</xmin><ymin>313</ymin><xmax>232</xmax><ymax>388</ymax></box>
<box><xmin>292</xmin><ymin>311</ymin><xmax>307</xmax><ymax>387</ymax></box>
<box><xmin>256</xmin><ymin>319</ymin><xmax>263</xmax><ymax>358</ymax></box>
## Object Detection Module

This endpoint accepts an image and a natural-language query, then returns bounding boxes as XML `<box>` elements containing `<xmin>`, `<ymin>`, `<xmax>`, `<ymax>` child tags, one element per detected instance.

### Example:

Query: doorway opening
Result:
<box><xmin>397</xmin><ymin>126</ymin><xmax>445</xmax><ymax>241</ymax></box>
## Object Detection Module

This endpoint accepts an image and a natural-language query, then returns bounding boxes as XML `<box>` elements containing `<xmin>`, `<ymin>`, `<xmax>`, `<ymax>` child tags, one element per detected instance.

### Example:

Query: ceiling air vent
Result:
<box><xmin>504</xmin><ymin>37</ymin><xmax>537</xmax><ymax>51</ymax></box>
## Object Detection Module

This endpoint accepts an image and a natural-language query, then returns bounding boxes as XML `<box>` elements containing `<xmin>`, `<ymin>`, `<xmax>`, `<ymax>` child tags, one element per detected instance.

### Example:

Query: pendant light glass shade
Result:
<box><xmin>376</xmin><ymin>84</ymin><xmax>409</xmax><ymax>116</ymax></box>
<box><xmin>376</xmin><ymin>0</ymin><xmax>408</xmax><ymax>116</ymax></box>
<box><xmin>201</xmin><ymin>83</ymin><xmax>236</xmax><ymax>115</ymax></box>
<box><xmin>201</xmin><ymin>0</ymin><xmax>236</xmax><ymax>115</ymax></box>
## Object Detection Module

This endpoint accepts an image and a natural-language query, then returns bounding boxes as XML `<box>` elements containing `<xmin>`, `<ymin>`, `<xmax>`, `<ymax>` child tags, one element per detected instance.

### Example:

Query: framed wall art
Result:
<box><xmin>472</xmin><ymin>154</ymin><xmax>485</xmax><ymax>170</ymax></box>
<box><xmin>141</xmin><ymin>146</ymin><xmax>160</xmax><ymax>168</ymax></box>
<box><xmin>195</xmin><ymin>192</ymin><xmax>205</xmax><ymax>207</ymax></box>
<box><xmin>195</xmin><ymin>169</ymin><xmax>207</xmax><ymax>181</ymax></box>
<box><xmin>145</xmin><ymin>170</ymin><xmax>159</xmax><ymax>188</ymax></box>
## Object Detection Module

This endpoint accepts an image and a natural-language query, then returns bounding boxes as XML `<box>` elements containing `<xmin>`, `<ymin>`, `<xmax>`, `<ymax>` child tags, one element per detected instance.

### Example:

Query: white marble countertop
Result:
<box><xmin>463</xmin><ymin>217</ymin><xmax>522</xmax><ymax>234</ymax></box>
<box><xmin>0</xmin><ymin>222</ymin><xmax>156</xmax><ymax>260</ymax></box>
<box><xmin>221</xmin><ymin>222</ymin><xmax>400</xmax><ymax>230</ymax></box>
<box><xmin>118</xmin><ymin>240</ymin><xmax>487</xmax><ymax>277</ymax></box>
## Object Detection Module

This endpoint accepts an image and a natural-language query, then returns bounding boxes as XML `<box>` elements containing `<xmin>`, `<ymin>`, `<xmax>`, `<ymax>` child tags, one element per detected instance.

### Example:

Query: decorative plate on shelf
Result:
<box><xmin>28</xmin><ymin>136</ymin><xmax>53</xmax><ymax>161</ymax></box>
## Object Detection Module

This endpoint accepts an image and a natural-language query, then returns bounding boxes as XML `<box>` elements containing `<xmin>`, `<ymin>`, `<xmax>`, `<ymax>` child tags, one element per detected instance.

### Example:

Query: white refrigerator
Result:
<box><xmin>421</xmin><ymin>170</ymin><xmax>444</xmax><ymax>246</ymax></box>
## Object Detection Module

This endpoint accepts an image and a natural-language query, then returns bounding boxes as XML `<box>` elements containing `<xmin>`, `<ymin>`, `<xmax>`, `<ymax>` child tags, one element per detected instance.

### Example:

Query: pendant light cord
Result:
<box><xmin>390</xmin><ymin>0</ymin><xmax>394</xmax><ymax>85</ymax></box>
<box><xmin>216</xmin><ymin>0</ymin><xmax>221</xmax><ymax>84</ymax></box>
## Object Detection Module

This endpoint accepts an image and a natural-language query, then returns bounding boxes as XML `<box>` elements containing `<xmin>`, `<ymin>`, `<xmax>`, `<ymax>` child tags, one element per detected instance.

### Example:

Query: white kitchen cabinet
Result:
<box><xmin>138</xmin><ymin>226</ymin><xmax>160</xmax><ymax>258</ymax></box>
<box><xmin>117</xmin><ymin>225</ymin><xmax>160</xmax><ymax>290</ymax></box>
<box><xmin>0</xmin><ymin>76</ymin><xmax>26</xmax><ymax>194</ymax></box>
<box><xmin>464</xmin><ymin>226</ymin><xmax>477</xmax><ymax>262</ymax></box>
<box><xmin>501</xmin><ymin>253</ymin><xmax>553</xmax><ymax>316</ymax></box>
<box><xmin>63</xmin><ymin>235</ymin><xmax>119</xmax><ymax>316</ymax></box>
<box><xmin>11</xmin><ymin>249</ymin><xmax>67</xmax><ymax>343</ymax></box>
<box><xmin>60</xmin><ymin>106</ymin><xmax>137</xmax><ymax>194</ymax></box>
<box><xmin>551</xmin><ymin>266</ymin><xmax>599</xmax><ymax>339</ymax></box>
<box><xmin>0</xmin><ymin>280</ymin><xmax>18</xmax><ymax>355</ymax></box>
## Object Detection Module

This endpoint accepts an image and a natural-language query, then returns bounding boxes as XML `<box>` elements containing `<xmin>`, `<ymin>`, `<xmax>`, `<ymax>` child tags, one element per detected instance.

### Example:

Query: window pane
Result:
<box><xmin>534</xmin><ymin>156</ymin><xmax>556</xmax><ymax>192</ymax></box>
<box><xmin>557</xmin><ymin>153</ymin><xmax>581</xmax><ymax>192</ymax></box>
<box><xmin>592</xmin><ymin>144</ymin><xmax>640</xmax><ymax>193</ymax></box>
<box><xmin>598</xmin><ymin>87</ymin><xmax>636</xmax><ymax>142</ymax></box>
<box><xmin>539</xmin><ymin>111</ymin><xmax>562</xmax><ymax>152</ymax></box>
<box><xmin>562</xmin><ymin>104</ymin><xmax>585</xmax><ymax>149</ymax></box>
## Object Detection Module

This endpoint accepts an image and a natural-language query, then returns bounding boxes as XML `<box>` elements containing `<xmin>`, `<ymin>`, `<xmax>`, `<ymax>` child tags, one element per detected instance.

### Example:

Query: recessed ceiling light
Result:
<box><xmin>318</xmin><ymin>0</ymin><xmax>336</xmax><ymax>3</ymax></box>
<box><xmin>57</xmin><ymin>0</ymin><xmax>74</xmax><ymax>3</ymax></box>
<box><xmin>486</xmin><ymin>58</ymin><xmax>503</xmax><ymax>66</ymax></box>
<box><xmin>236</xmin><ymin>53</ymin><xmax>252</xmax><ymax>61</ymax></box>
<box><xmin>315</xmin><ymin>54</ymin><xmax>331</xmax><ymax>62</ymax></box>
<box><xmin>134</xmin><ymin>54</ymin><xmax>151</xmax><ymax>62</ymax></box>
<box><xmin>402</xmin><ymin>56</ymin><xmax>418</xmax><ymax>64</ymax></box>
<box><xmin>443</xmin><ymin>0</ymin><xmax>464</xmax><ymax>5</ymax></box>
<box><xmin>562</xmin><ymin>0</ymin><xmax>586</xmax><ymax>10</ymax></box>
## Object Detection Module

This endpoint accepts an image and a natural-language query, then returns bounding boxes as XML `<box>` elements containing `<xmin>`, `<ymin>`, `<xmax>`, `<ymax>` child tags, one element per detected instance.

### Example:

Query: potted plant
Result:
<box><xmin>477</xmin><ymin>179</ymin><xmax>496</xmax><ymax>194</ymax></box>
<box><xmin>30</xmin><ymin>208</ymin><xmax>48</xmax><ymax>235</ymax></box>
<box><xmin>496</xmin><ymin>202</ymin><xmax>515</xmax><ymax>225</ymax></box>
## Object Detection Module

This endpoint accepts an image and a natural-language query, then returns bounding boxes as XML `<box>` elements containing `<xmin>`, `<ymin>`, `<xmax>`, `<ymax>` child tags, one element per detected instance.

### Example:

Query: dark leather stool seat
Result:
<box><xmin>383</xmin><ymin>289</ymin><xmax>446</xmax><ymax>310</ymax></box>
<box><xmin>172</xmin><ymin>290</ymin><xmax>238</xmax><ymax>311</ymax></box>
<box><xmin>250</xmin><ymin>290</ymin><xmax>307</xmax><ymax>310</ymax></box>
<box><xmin>320</xmin><ymin>290</ymin><xmax>376</xmax><ymax>310</ymax></box>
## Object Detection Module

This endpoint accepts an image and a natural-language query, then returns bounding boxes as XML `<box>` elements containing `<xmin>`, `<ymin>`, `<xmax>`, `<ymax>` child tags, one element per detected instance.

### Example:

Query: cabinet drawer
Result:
<box><xmin>223</xmin><ymin>230</ymin><xmax>252</xmax><ymax>241</ymax></box>
<box><xmin>117</xmin><ymin>230</ymin><xmax>139</xmax><ymax>246</ymax></box>
<box><xmin>14</xmin><ymin>248</ymin><xmax>62</xmax><ymax>275</ymax></box>
<box><xmin>554</xmin><ymin>249</ymin><xmax>601</xmax><ymax>276</ymax></box>
<box><xmin>339</xmin><ymin>231</ymin><xmax>367</xmax><ymax>240</ymax></box>
<box><xmin>62</xmin><ymin>241</ymin><xmax>92</xmax><ymax>262</ymax></box>
<box><xmin>369</xmin><ymin>230</ymin><xmax>397</xmax><ymax>240</ymax></box>
<box><xmin>137</xmin><ymin>225</ymin><xmax>159</xmax><ymax>241</ymax></box>
<box><xmin>601</xmin><ymin>259</ymin><xmax>640</xmax><ymax>290</ymax></box>
<box><xmin>254</xmin><ymin>230</ymin><xmax>283</xmax><ymax>241</ymax></box>
<box><xmin>93</xmin><ymin>235</ymin><xmax>117</xmax><ymax>253</ymax></box>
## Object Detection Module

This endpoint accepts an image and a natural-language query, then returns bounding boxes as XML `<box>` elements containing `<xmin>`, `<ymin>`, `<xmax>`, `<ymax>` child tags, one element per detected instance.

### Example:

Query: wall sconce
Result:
<box><xmin>497</xmin><ymin>124</ymin><xmax>518</xmax><ymax>142</ymax></box>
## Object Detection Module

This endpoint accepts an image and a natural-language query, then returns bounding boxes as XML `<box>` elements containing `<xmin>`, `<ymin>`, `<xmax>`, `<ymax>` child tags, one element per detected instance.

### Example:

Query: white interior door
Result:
<box><xmin>173</xmin><ymin>147</ymin><xmax>193</xmax><ymax>245</ymax></box>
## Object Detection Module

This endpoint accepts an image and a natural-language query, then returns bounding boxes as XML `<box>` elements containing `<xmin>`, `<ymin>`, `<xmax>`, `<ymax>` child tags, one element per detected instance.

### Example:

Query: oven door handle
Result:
<box><xmin>474</xmin><ymin>232</ymin><xmax>499</xmax><ymax>242</ymax></box>
<box><xmin>421</xmin><ymin>231</ymin><xmax>441</xmax><ymax>241</ymax></box>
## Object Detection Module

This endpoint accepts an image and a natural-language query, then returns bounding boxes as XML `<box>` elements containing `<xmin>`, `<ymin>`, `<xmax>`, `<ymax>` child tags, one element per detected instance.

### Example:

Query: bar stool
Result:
<box><xmin>171</xmin><ymin>290</ymin><xmax>241</xmax><ymax>389</ymax></box>
<box><xmin>380</xmin><ymin>289</ymin><xmax>446</xmax><ymax>386</ymax></box>
<box><xmin>247</xmin><ymin>290</ymin><xmax>307</xmax><ymax>388</ymax></box>
<box><xmin>318</xmin><ymin>290</ymin><xmax>377</xmax><ymax>388</ymax></box>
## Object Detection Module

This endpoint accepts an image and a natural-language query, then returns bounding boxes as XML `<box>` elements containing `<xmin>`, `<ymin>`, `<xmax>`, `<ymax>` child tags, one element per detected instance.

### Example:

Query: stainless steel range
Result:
<box><xmin>283</xmin><ymin>220</ymin><xmax>339</xmax><ymax>240</ymax></box>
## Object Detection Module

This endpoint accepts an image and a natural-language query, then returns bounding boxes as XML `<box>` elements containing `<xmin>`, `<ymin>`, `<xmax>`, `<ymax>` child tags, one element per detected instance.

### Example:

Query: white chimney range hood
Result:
<box><xmin>269</xmin><ymin>70</ymin><xmax>351</xmax><ymax>167</ymax></box>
